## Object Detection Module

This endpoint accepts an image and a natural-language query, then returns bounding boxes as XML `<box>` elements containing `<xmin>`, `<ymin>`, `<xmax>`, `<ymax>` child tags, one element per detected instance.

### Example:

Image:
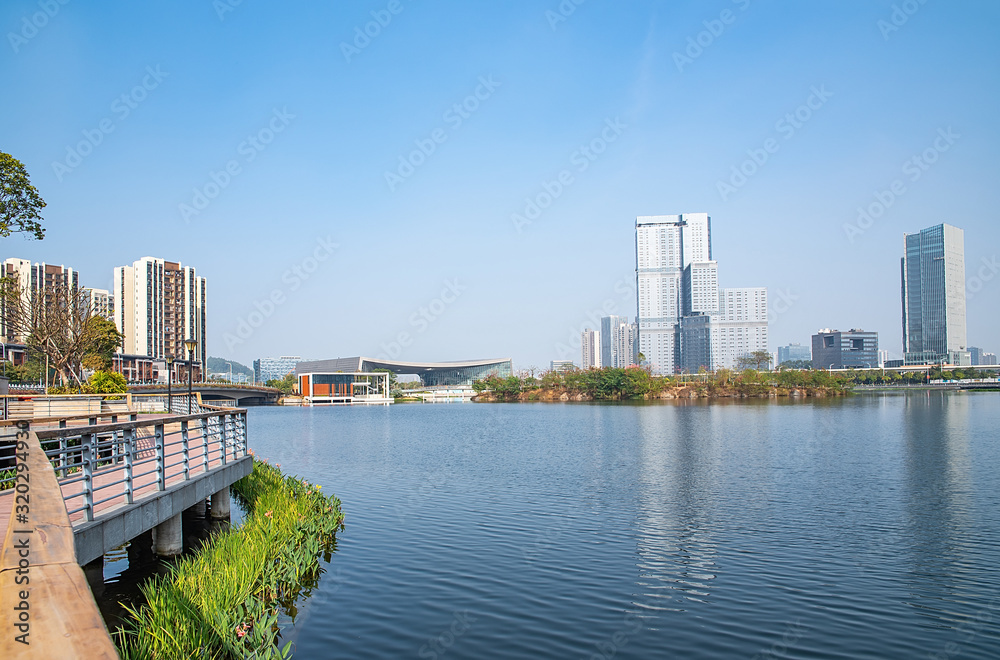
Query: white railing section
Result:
<box><xmin>7</xmin><ymin>408</ymin><xmax>251</xmax><ymax>522</ymax></box>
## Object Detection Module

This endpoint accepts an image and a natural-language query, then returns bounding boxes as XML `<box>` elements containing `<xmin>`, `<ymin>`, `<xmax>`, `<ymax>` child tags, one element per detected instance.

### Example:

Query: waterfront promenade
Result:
<box><xmin>0</xmin><ymin>397</ymin><xmax>252</xmax><ymax>659</ymax></box>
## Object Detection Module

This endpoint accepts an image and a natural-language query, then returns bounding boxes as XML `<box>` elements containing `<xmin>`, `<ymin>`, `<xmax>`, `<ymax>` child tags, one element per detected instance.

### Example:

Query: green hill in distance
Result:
<box><xmin>207</xmin><ymin>356</ymin><xmax>253</xmax><ymax>377</ymax></box>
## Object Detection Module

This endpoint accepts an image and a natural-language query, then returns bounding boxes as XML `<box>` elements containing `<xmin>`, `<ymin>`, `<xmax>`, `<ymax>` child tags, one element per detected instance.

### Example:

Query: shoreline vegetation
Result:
<box><xmin>470</xmin><ymin>366</ymin><xmax>931</xmax><ymax>402</ymax></box>
<box><xmin>115</xmin><ymin>458</ymin><xmax>344</xmax><ymax>660</ymax></box>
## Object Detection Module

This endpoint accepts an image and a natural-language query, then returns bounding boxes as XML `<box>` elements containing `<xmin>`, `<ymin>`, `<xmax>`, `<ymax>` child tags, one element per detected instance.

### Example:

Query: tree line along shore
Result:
<box><xmin>470</xmin><ymin>366</ymin><xmax>982</xmax><ymax>402</ymax></box>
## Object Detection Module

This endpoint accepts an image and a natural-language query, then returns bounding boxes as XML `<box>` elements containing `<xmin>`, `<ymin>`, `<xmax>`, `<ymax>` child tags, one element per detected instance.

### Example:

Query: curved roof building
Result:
<box><xmin>295</xmin><ymin>357</ymin><xmax>513</xmax><ymax>387</ymax></box>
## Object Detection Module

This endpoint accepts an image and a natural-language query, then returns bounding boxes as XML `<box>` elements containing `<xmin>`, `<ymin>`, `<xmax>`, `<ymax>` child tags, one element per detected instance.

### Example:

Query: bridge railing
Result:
<box><xmin>1</xmin><ymin>408</ymin><xmax>248</xmax><ymax>521</ymax></box>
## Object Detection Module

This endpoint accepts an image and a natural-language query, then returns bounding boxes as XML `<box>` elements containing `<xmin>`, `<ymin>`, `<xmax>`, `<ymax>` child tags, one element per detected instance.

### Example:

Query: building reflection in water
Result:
<box><xmin>633</xmin><ymin>402</ymin><xmax>725</xmax><ymax>612</ymax></box>
<box><xmin>901</xmin><ymin>391</ymin><xmax>975</xmax><ymax>615</ymax></box>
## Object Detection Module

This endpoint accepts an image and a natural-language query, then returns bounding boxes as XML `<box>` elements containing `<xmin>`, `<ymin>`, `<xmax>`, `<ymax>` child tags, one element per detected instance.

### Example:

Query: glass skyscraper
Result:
<box><xmin>901</xmin><ymin>223</ymin><xmax>968</xmax><ymax>365</ymax></box>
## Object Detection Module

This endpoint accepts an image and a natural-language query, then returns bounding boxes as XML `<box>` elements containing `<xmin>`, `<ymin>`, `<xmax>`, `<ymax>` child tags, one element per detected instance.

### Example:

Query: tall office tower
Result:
<box><xmin>901</xmin><ymin>224</ymin><xmax>968</xmax><ymax>365</ymax></box>
<box><xmin>709</xmin><ymin>288</ymin><xmax>769</xmax><ymax>371</ymax></box>
<box><xmin>601</xmin><ymin>315</ymin><xmax>630</xmax><ymax>368</ymax></box>
<box><xmin>1</xmin><ymin>258</ymin><xmax>80</xmax><ymax>341</ymax></box>
<box><xmin>636</xmin><ymin>213</ymin><xmax>711</xmax><ymax>374</ymax></box>
<box><xmin>114</xmin><ymin>257</ymin><xmax>207</xmax><ymax>369</ymax></box>
<box><xmin>581</xmin><ymin>329</ymin><xmax>602</xmax><ymax>369</ymax></box>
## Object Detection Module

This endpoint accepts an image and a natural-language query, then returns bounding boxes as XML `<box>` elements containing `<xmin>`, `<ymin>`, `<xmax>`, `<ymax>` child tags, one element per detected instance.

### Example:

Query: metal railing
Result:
<box><xmin>1</xmin><ymin>407</ymin><xmax>248</xmax><ymax>521</ymax></box>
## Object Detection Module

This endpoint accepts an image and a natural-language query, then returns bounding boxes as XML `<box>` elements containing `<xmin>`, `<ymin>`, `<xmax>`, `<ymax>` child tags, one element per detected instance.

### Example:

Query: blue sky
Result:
<box><xmin>2</xmin><ymin>0</ymin><xmax>998</xmax><ymax>368</ymax></box>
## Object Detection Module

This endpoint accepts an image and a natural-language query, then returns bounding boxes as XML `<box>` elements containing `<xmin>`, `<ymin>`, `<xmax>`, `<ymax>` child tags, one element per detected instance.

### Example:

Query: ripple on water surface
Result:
<box><xmin>247</xmin><ymin>394</ymin><xmax>1000</xmax><ymax>659</ymax></box>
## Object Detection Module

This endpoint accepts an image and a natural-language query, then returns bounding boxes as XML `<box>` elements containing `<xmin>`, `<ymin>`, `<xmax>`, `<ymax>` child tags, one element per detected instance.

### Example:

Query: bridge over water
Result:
<box><xmin>0</xmin><ymin>394</ymin><xmax>252</xmax><ymax>658</ymax></box>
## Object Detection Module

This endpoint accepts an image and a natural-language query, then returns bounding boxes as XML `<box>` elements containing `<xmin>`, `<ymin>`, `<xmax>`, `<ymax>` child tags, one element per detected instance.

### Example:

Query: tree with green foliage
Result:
<box><xmin>266</xmin><ymin>372</ymin><xmax>297</xmax><ymax>395</ymax></box>
<box><xmin>0</xmin><ymin>151</ymin><xmax>46</xmax><ymax>240</ymax></box>
<box><xmin>82</xmin><ymin>316</ymin><xmax>125</xmax><ymax>371</ymax></box>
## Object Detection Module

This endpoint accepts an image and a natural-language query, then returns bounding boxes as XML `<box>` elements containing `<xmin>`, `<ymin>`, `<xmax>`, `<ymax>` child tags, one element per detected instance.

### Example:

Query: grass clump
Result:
<box><xmin>116</xmin><ymin>459</ymin><xmax>344</xmax><ymax>659</ymax></box>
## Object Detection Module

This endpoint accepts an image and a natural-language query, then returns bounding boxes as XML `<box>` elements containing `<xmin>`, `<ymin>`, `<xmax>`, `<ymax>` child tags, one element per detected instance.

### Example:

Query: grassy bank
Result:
<box><xmin>115</xmin><ymin>458</ymin><xmax>344</xmax><ymax>660</ymax></box>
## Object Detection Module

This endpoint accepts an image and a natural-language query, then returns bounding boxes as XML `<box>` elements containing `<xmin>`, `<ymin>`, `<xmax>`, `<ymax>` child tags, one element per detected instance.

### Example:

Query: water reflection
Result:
<box><xmin>902</xmin><ymin>392</ymin><xmax>975</xmax><ymax>616</ymax></box>
<box><xmin>634</xmin><ymin>404</ymin><xmax>721</xmax><ymax>611</ymax></box>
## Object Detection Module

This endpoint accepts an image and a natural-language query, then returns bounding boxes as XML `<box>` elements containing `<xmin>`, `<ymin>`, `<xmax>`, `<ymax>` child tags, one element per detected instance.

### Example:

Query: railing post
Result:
<box><xmin>154</xmin><ymin>423</ymin><xmax>165</xmax><ymax>491</ymax></box>
<box><xmin>82</xmin><ymin>432</ymin><xmax>96</xmax><ymax>521</ymax></box>
<box><xmin>124</xmin><ymin>427</ymin><xmax>135</xmax><ymax>504</ymax></box>
<box><xmin>237</xmin><ymin>412</ymin><xmax>247</xmax><ymax>458</ymax></box>
<box><xmin>181</xmin><ymin>420</ymin><xmax>190</xmax><ymax>480</ymax></box>
<box><xmin>201</xmin><ymin>417</ymin><xmax>209</xmax><ymax>471</ymax></box>
<box><xmin>220</xmin><ymin>414</ymin><xmax>228</xmax><ymax>465</ymax></box>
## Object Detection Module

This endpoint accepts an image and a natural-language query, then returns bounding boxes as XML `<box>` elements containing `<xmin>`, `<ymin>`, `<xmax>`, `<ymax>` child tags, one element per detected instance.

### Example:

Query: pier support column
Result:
<box><xmin>83</xmin><ymin>556</ymin><xmax>105</xmax><ymax>598</ymax></box>
<box><xmin>210</xmin><ymin>487</ymin><xmax>231</xmax><ymax>520</ymax></box>
<box><xmin>153</xmin><ymin>513</ymin><xmax>183</xmax><ymax>557</ymax></box>
<box><xmin>188</xmin><ymin>498</ymin><xmax>207</xmax><ymax>518</ymax></box>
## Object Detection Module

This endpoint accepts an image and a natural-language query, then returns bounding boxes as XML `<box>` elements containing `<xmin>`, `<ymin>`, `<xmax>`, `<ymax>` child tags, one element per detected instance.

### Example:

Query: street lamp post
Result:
<box><xmin>184</xmin><ymin>339</ymin><xmax>198</xmax><ymax>414</ymax></box>
<box><xmin>166</xmin><ymin>357</ymin><xmax>174</xmax><ymax>413</ymax></box>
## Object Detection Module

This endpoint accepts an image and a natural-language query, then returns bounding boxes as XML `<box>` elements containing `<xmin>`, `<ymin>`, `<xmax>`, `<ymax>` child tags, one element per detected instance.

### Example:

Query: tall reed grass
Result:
<box><xmin>115</xmin><ymin>458</ymin><xmax>344</xmax><ymax>659</ymax></box>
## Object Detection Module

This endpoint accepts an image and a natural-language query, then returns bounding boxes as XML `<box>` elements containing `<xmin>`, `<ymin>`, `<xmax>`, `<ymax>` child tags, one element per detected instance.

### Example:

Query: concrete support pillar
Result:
<box><xmin>128</xmin><ymin>530</ymin><xmax>154</xmax><ymax>566</ymax></box>
<box><xmin>188</xmin><ymin>498</ymin><xmax>207</xmax><ymax>518</ymax></box>
<box><xmin>153</xmin><ymin>513</ymin><xmax>183</xmax><ymax>557</ymax></box>
<box><xmin>210</xmin><ymin>487</ymin><xmax>231</xmax><ymax>520</ymax></box>
<box><xmin>83</xmin><ymin>556</ymin><xmax>104</xmax><ymax>598</ymax></box>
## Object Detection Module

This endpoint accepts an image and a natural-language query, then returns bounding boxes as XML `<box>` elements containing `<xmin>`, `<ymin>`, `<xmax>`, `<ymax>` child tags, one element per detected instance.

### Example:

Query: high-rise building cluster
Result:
<box><xmin>635</xmin><ymin>213</ymin><xmax>768</xmax><ymax>374</ymax></box>
<box><xmin>1</xmin><ymin>255</ymin><xmax>206</xmax><ymax>383</ymax></box>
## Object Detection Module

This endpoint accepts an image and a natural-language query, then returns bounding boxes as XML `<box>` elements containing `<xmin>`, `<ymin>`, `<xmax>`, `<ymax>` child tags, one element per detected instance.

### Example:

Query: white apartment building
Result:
<box><xmin>114</xmin><ymin>257</ymin><xmax>206</xmax><ymax>369</ymax></box>
<box><xmin>581</xmin><ymin>329</ymin><xmax>602</xmax><ymax>369</ymax></box>
<box><xmin>1</xmin><ymin>258</ymin><xmax>80</xmax><ymax>342</ymax></box>
<box><xmin>709</xmin><ymin>288</ymin><xmax>769</xmax><ymax>371</ymax></box>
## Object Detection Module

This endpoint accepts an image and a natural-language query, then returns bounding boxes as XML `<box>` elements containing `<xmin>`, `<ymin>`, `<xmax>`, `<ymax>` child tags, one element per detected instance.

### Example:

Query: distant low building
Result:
<box><xmin>550</xmin><ymin>360</ymin><xmax>575</xmax><ymax>373</ymax></box>
<box><xmin>981</xmin><ymin>353</ymin><xmax>998</xmax><ymax>366</ymax></box>
<box><xmin>254</xmin><ymin>356</ymin><xmax>302</xmax><ymax>383</ymax></box>
<box><xmin>812</xmin><ymin>329</ymin><xmax>880</xmax><ymax>369</ymax></box>
<box><xmin>777</xmin><ymin>343</ymin><xmax>811</xmax><ymax>366</ymax></box>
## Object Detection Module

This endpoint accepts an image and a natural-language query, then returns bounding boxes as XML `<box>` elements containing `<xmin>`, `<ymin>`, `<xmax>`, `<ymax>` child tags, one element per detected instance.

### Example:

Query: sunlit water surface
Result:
<box><xmin>142</xmin><ymin>394</ymin><xmax>1000</xmax><ymax>658</ymax></box>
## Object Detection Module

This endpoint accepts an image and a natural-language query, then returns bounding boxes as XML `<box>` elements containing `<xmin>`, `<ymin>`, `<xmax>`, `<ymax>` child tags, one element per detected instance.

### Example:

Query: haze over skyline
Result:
<box><xmin>2</xmin><ymin>1</ymin><xmax>998</xmax><ymax>369</ymax></box>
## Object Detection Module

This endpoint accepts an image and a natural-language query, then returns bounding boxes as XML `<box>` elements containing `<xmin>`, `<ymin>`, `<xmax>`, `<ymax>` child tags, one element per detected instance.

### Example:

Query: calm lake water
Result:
<box><xmin>130</xmin><ymin>393</ymin><xmax>1000</xmax><ymax>658</ymax></box>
